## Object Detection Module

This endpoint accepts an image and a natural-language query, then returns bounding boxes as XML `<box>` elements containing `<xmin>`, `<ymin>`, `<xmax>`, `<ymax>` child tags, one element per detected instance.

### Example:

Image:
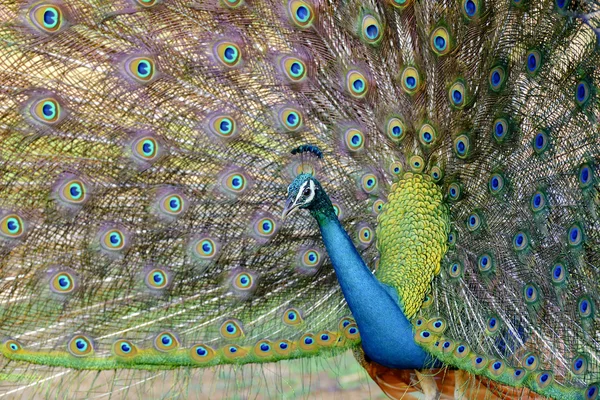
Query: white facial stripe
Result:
<box><xmin>294</xmin><ymin>180</ymin><xmax>315</xmax><ymax>207</ymax></box>
<box><xmin>305</xmin><ymin>180</ymin><xmax>316</xmax><ymax>204</ymax></box>
<box><xmin>294</xmin><ymin>182</ymin><xmax>307</xmax><ymax>204</ymax></box>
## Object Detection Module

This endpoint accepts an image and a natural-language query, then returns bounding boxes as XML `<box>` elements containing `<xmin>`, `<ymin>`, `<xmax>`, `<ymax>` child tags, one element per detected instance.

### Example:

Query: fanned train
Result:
<box><xmin>0</xmin><ymin>0</ymin><xmax>599</xmax><ymax>398</ymax></box>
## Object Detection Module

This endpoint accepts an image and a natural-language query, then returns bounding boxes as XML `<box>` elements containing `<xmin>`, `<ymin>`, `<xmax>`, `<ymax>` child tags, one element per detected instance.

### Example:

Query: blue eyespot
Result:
<box><xmin>533</xmin><ymin>131</ymin><xmax>549</xmax><ymax>154</ymax></box>
<box><xmin>531</xmin><ymin>191</ymin><xmax>547</xmax><ymax>212</ymax></box>
<box><xmin>513</xmin><ymin>231</ymin><xmax>528</xmax><ymax>250</ymax></box>
<box><xmin>196</xmin><ymin>347</ymin><xmax>207</xmax><ymax>356</ymax></box>
<box><xmin>304</xmin><ymin>337</ymin><xmax>313</xmax><ymax>345</ymax></box>
<box><xmin>279</xmin><ymin>342</ymin><xmax>288</xmax><ymax>349</ymax></box>
<box><xmin>464</xmin><ymin>0</ymin><xmax>476</xmax><ymax>16</ymax></box>
<box><xmin>260</xmin><ymin>343</ymin><xmax>270</xmax><ymax>352</ymax></box>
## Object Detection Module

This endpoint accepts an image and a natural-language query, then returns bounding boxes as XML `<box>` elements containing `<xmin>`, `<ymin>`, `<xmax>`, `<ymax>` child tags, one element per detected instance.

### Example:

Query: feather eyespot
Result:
<box><xmin>453</xmin><ymin>134</ymin><xmax>471</xmax><ymax>159</ymax></box>
<box><xmin>401</xmin><ymin>67</ymin><xmax>420</xmax><ymax>94</ymax></box>
<box><xmin>579</xmin><ymin>164</ymin><xmax>593</xmax><ymax>188</ymax></box>
<box><xmin>513</xmin><ymin>231</ymin><xmax>529</xmax><ymax>251</ymax></box>
<box><xmin>430</xmin><ymin>27</ymin><xmax>451</xmax><ymax>55</ymax></box>
<box><xmin>190</xmin><ymin>344</ymin><xmax>216</xmax><ymax>363</ymax></box>
<box><xmin>489</xmin><ymin>360</ymin><xmax>505</xmax><ymax>376</ymax></box>
<box><xmin>0</xmin><ymin>214</ymin><xmax>25</xmax><ymax>239</ymax></box>
<box><xmin>488</xmin><ymin>173</ymin><xmax>505</xmax><ymax>194</ymax></box>
<box><xmin>68</xmin><ymin>335</ymin><xmax>94</xmax><ymax>357</ymax></box>
<box><xmin>551</xmin><ymin>262</ymin><xmax>567</xmax><ymax>285</ymax></box>
<box><xmin>418</xmin><ymin>123</ymin><xmax>437</xmax><ymax>147</ymax></box>
<box><xmin>101</xmin><ymin>229</ymin><xmax>127</xmax><ymax>252</ymax></box>
<box><xmin>254</xmin><ymin>217</ymin><xmax>277</xmax><ymax>239</ymax></box>
<box><xmin>409</xmin><ymin>155</ymin><xmax>425</xmax><ymax>172</ymax></box>
<box><xmin>209</xmin><ymin>115</ymin><xmax>238</xmax><ymax>139</ymax></box>
<box><xmin>125</xmin><ymin>56</ymin><xmax>157</xmax><ymax>83</ymax></box>
<box><xmin>58</xmin><ymin>179</ymin><xmax>87</xmax><ymax>205</ymax></box>
<box><xmin>526</xmin><ymin>50</ymin><xmax>542</xmax><ymax>75</ymax></box>
<box><xmin>430</xmin><ymin>166</ymin><xmax>443</xmax><ymax>183</ymax></box>
<box><xmin>576</xmin><ymin>81</ymin><xmax>591</xmax><ymax>106</ymax></box>
<box><xmin>159</xmin><ymin>193</ymin><xmax>185</xmax><ymax>217</ymax></box>
<box><xmin>281</xmin><ymin>56</ymin><xmax>307</xmax><ymax>82</ymax></box>
<box><xmin>214</xmin><ymin>42</ymin><xmax>241</xmax><ymax>67</ymax></box>
<box><xmin>283</xmin><ymin>308</ymin><xmax>304</xmax><ymax>325</ymax></box>
<box><xmin>279</xmin><ymin>107</ymin><xmax>303</xmax><ymax>131</ymax></box>
<box><xmin>568</xmin><ymin>223</ymin><xmax>583</xmax><ymax>246</ymax></box>
<box><xmin>289</xmin><ymin>0</ymin><xmax>314</xmax><ymax>27</ymax></box>
<box><xmin>193</xmin><ymin>237</ymin><xmax>218</xmax><ymax>260</ymax></box>
<box><xmin>253</xmin><ymin>340</ymin><xmax>273</xmax><ymax>357</ymax></box>
<box><xmin>454</xmin><ymin>343</ymin><xmax>470</xmax><ymax>358</ymax></box>
<box><xmin>572</xmin><ymin>354</ymin><xmax>588</xmax><ymax>375</ymax></box>
<box><xmin>220</xmin><ymin>319</ymin><xmax>244</xmax><ymax>339</ymax></box>
<box><xmin>447</xmin><ymin>182</ymin><xmax>463</xmax><ymax>201</ymax></box>
<box><xmin>338</xmin><ymin>317</ymin><xmax>355</xmax><ymax>332</ymax></box>
<box><xmin>386</xmin><ymin>117</ymin><xmax>406</xmax><ymax>142</ymax></box>
<box><xmin>462</xmin><ymin>0</ymin><xmax>480</xmax><ymax>18</ymax></box>
<box><xmin>4</xmin><ymin>340</ymin><xmax>22</xmax><ymax>353</ymax></box>
<box><xmin>489</xmin><ymin>66</ymin><xmax>506</xmax><ymax>91</ymax></box>
<box><xmin>344</xmin><ymin>324</ymin><xmax>360</xmax><ymax>340</ymax></box>
<box><xmin>346</xmin><ymin>70</ymin><xmax>368</xmax><ymax>98</ymax></box>
<box><xmin>275</xmin><ymin>340</ymin><xmax>293</xmax><ymax>355</ymax></box>
<box><xmin>414</xmin><ymin>329</ymin><xmax>434</xmax><ymax>343</ymax></box>
<box><xmin>578</xmin><ymin>296</ymin><xmax>594</xmax><ymax>318</ymax></box>
<box><xmin>357</xmin><ymin>225</ymin><xmax>374</xmax><ymax>247</ymax></box>
<box><xmin>28</xmin><ymin>3</ymin><xmax>65</xmax><ymax>34</ymax></box>
<box><xmin>233</xmin><ymin>272</ymin><xmax>255</xmax><ymax>291</ymax></box>
<box><xmin>223</xmin><ymin>172</ymin><xmax>248</xmax><ymax>194</ymax></box>
<box><xmin>132</xmin><ymin>136</ymin><xmax>159</xmax><ymax>161</ymax></box>
<box><xmin>135</xmin><ymin>0</ymin><xmax>159</xmax><ymax>7</ymax></box>
<box><xmin>492</xmin><ymin>118</ymin><xmax>510</xmax><ymax>143</ymax></box>
<box><xmin>223</xmin><ymin>344</ymin><xmax>248</xmax><ymax>359</ymax></box>
<box><xmin>299</xmin><ymin>333</ymin><xmax>317</xmax><ymax>351</ymax></box>
<box><xmin>523</xmin><ymin>284</ymin><xmax>539</xmax><ymax>304</ymax></box>
<box><xmin>145</xmin><ymin>268</ymin><xmax>169</xmax><ymax>290</ymax></box>
<box><xmin>448</xmin><ymin>261</ymin><xmax>462</xmax><ymax>278</ymax></box>
<box><xmin>221</xmin><ymin>0</ymin><xmax>243</xmax><ymax>8</ymax></box>
<box><xmin>556</xmin><ymin>0</ymin><xmax>570</xmax><ymax>12</ymax></box>
<box><xmin>301</xmin><ymin>249</ymin><xmax>321</xmax><ymax>268</ymax></box>
<box><xmin>478</xmin><ymin>254</ymin><xmax>493</xmax><ymax>273</ymax></box>
<box><xmin>372</xmin><ymin>199</ymin><xmax>385</xmax><ymax>215</ymax></box>
<box><xmin>448</xmin><ymin>230</ymin><xmax>457</xmax><ymax>246</ymax></box>
<box><xmin>530</xmin><ymin>191</ymin><xmax>547</xmax><ymax>212</ymax></box>
<box><xmin>486</xmin><ymin>316</ymin><xmax>500</xmax><ymax>334</ymax></box>
<box><xmin>360</xmin><ymin>173</ymin><xmax>378</xmax><ymax>193</ymax></box>
<box><xmin>317</xmin><ymin>331</ymin><xmax>336</xmax><ymax>346</ymax></box>
<box><xmin>361</xmin><ymin>15</ymin><xmax>382</xmax><ymax>45</ymax></box>
<box><xmin>536</xmin><ymin>372</ymin><xmax>553</xmax><ymax>389</ymax></box>
<box><xmin>587</xmin><ymin>384</ymin><xmax>599</xmax><ymax>400</ymax></box>
<box><xmin>344</xmin><ymin>128</ymin><xmax>365</xmax><ymax>152</ymax></box>
<box><xmin>466</xmin><ymin>212</ymin><xmax>482</xmax><ymax>232</ymax></box>
<box><xmin>449</xmin><ymin>81</ymin><xmax>466</xmax><ymax>108</ymax></box>
<box><xmin>473</xmin><ymin>355</ymin><xmax>488</xmax><ymax>370</ymax></box>
<box><xmin>50</xmin><ymin>271</ymin><xmax>76</xmax><ymax>294</ymax></box>
<box><xmin>390</xmin><ymin>0</ymin><xmax>411</xmax><ymax>9</ymax></box>
<box><xmin>30</xmin><ymin>97</ymin><xmax>62</xmax><ymax>124</ymax></box>
<box><xmin>533</xmin><ymin>130</ymin><xmax>550</xmax><ymax>154</ymax></box>
<box><xmin>113</xmin><ymin>339</ymin><xmax>137</xmax><ymax>357</ymax></box>
<box><xmin>154</xmin><ymin>331</ymin><xmax>179</xmax><ymax>352</ymax></box>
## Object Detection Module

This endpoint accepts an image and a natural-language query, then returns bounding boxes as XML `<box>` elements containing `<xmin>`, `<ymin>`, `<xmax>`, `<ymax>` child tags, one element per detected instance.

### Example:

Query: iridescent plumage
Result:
<box><xmin>0</xmin><ymin>0</ymin><xmax>599</xmax><ymax>398</ymax></box>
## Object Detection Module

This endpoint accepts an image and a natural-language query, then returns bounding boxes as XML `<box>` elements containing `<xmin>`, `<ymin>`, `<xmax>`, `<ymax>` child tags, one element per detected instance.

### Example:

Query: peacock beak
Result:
<box><xmin>281</xmin><ymin>197</ymin><xmax>300</xmax><ymax>221</ymax></box>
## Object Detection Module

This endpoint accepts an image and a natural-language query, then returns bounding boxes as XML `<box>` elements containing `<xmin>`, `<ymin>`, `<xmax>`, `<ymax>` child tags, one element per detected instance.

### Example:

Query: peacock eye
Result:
<box><xmin>303</xmin><ymin>187</ymin><xmax>311</xmax><ymax>196</ymax></box>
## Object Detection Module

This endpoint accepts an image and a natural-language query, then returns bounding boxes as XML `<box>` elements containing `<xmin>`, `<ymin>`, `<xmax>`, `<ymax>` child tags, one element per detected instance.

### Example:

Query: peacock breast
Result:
<box><xmin>375</xmin><ymin>173</ymin><xmax>449</xmax><ymax>319</ymax></box>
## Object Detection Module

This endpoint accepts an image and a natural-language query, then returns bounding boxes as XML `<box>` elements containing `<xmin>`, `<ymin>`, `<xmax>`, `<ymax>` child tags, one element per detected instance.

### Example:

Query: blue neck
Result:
<box><xmin>314</xmin><ymin>211</ymin><xmax>431</xmax><ymax>369</ymax></box>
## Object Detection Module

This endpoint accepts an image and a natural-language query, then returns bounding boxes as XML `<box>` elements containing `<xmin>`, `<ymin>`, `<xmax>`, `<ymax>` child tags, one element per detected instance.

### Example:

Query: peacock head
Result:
<box><xmin>282</xmin><ymin>173</ymin><xmax>331</xmax><ymax>220</ymax></box>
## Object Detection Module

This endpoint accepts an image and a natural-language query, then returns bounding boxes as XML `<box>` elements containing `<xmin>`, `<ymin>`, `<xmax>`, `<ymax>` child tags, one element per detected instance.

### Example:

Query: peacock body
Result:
<box><xmin>0</xmin><ymin>0</ymin><xmax>599</xmax><ymax>398</ymax></box>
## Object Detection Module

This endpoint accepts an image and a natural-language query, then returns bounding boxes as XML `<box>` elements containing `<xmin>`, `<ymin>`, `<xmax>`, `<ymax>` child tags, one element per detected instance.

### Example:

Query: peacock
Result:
<box><xmin>0</xmin><ymin>0</ymin><xmax>599</xmax><ymax>398</ymax></box>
